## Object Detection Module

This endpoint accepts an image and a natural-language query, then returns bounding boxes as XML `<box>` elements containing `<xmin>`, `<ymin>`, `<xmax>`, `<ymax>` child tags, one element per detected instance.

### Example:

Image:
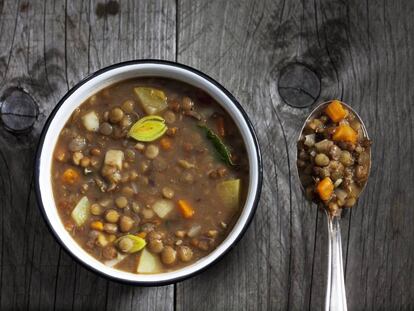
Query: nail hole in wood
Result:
<box><xmin>277</xmin><ymin>63</ymin><xmax>321</xmax><ymax>108</ymax></box>
<box><xmin>0</xmin><ymin>87</ymin><xmax>38</xmax><ymax>133</ymax></box>
<box><xmin>95</xmin><ymin>1</ymin><xmax>120</xmax><ymax>18</ymax></box>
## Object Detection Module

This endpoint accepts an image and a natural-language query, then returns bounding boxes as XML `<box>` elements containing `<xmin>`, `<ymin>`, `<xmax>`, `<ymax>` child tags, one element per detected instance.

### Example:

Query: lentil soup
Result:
<box><xmin>51</xmin><ymin>77</ymin><xmax>249</xmax><ymax>274</ymax></box>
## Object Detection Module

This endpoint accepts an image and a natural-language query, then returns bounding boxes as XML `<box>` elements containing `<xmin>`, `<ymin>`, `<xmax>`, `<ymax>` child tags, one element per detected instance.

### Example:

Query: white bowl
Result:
<box><xmin>35</xmin><ymin>60</ymin><xmax>262</xmax><ymax>285</ymax></box>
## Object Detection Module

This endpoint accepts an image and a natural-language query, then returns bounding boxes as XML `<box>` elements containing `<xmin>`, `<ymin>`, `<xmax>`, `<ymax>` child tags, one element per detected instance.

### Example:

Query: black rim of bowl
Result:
<box><xmin>34</xmin><ymin>59</ymin><xmax>263</xmax><ymax>286</ymax></box>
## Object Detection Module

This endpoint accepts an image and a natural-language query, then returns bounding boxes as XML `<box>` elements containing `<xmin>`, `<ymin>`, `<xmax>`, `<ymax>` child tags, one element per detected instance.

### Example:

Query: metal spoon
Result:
<box><xmin>297</xmin><ymin>101</ymin><xmax>371</xmax><ymax>311</ymax></box>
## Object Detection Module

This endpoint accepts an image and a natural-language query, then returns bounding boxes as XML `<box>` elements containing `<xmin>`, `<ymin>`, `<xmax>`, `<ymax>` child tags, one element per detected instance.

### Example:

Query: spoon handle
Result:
<box><xmin>325</xmin><ymin>214</ymin><xmax>347</xmax><ymax>311</ymax></box>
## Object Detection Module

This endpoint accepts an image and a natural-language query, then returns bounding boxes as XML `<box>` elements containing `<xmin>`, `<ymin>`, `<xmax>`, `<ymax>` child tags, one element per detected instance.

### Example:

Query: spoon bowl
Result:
<box><xmin>297</xmin><ymin>100</ymin><xmax>372</xmax><ymax>311</ymax></box>
<box><xmin>297</xmin><ymin>100</ymin><xmax>371</xmax><ymax>200</ymax></box>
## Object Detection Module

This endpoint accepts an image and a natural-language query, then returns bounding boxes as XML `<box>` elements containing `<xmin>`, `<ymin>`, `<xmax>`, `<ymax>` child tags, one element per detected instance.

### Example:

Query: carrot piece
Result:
<box><xmin>64</xmin><ymin>221</ymin><xmax>75</xmax><ymax>232</ymax></box>
<box><xmin>160</xmin><ymin>137</ymin><xmax>172</xmax><ymax>150</ymax></box>
<box><xmin>325</xmin><ymin>100</ymin><xmax>348</xmax><ymax>122</ymax></box>
<box><xmin>136</xmin><ymin>232</ymin><xmax>147</xmax><ymax>238</ymax></box>
<box><xmin>216</xmin><ymin>116</ymin><xmax>225</xmax><ymax>137</ymax></box>
<box><xmin>58</xmin><ymin>200</ymin><xmax>72</xmax><ymax>212</ymax></box>
<box><xmin>167</xmin><ymin>127</ymin><xmax>178</xmax><ymax>136</ymax></box>
<box><xmin>151</xmin><ymin>219</ymin><xmax>162</xmax><ymax>226</ymax></box>
<box><xmin>61</xmin><ymin>168</ymin><xmax>80</xmax><ymax>184</ymax></box>
<box><xmin>54</xmin><ymin>148</ymin><xmax>68</xmax><ymax>162</ymax></box>
<box><xmin>90</xmin><ymin>221</ymin><xmax>104</xmax><ymax>231</ymax></box>
<box><xmin>177</xmin><ymin>200</ymin><xmax>195</xmax><ymax>219</ymax></box>
<box><xmin>316</xmin><ymin>177</ymin><xmax>334</xmax><ymax>201</ymax></box>
<box><xmin>332</xmin><ymin>124</ymin><xmax>357</xmax><ymax>144</ymax></box>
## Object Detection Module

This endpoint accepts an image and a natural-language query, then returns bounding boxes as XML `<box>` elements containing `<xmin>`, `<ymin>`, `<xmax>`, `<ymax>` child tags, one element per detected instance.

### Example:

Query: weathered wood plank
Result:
<box><xmin>306</xmin><ymin>1</ymin><xmax>352</xmax><ymax>309</ymax></box>
<box><xmin>0</xmin><ymin>1</ymin><xmax>19</xmax><ymax>308</ymax></box>
<box><xmin>176</xmin><ymin>0</ymin><xmax>414</xmax><ymax>310</ymax></box>
<box><xmin>41</xmin><ymin>0</ymin><xmax>80</xmax><ymax>309</ymax></box>
<box><xmin>60</xmin><ymin>0</ymin><xmax>176</xmax><ymax>310</ymax></box>
<box><xmin>341</xmin><ymin>1</ymin><xmax>414</xmax><ymax>310</ymax></box>
<box><xmin>175</xmin><ymin>0</ymin><xmax>339</xmax><ymax>308</ymax></box>
<box><xmin>0</xmin><ymin>0</ymin><xmax>176</xmax><ymax>310</ymax></box>
<box><xmin>176</xmin><ymin>0</ymin><xmax>300</xmax><ymax>309</ymax></box>
<box><xmin>0</xmin><ymin>1</ymin><xmax>63</xmax><ymax>310</ymax></box>
<box><xmin>87</xmin><ymin>1</ymin><xmax>176</xmax><ymax>310</ymax></box>
<box><xmin>1</xmin><ymin>0</ymin><xmax>414</xmax><ymax>310</ymax></box>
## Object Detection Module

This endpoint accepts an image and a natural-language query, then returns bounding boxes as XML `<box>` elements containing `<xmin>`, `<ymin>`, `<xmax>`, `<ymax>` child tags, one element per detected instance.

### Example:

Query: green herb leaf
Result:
<box><xmin>198</xmin><ymin>125</ymin><xmax>235</xmax><ymax>166</ymax></box>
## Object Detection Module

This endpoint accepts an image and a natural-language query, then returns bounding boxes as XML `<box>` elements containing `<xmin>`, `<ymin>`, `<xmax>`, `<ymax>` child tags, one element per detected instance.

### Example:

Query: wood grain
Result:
<box><xmin>0</xmin><ymin>0</ymin><xmax>413</xmax><ymax>310</ymax></box>
<box><xmin>0</xmin><ymin>0</ymin><xmax>175</xmax><ymax>310</ymax></box>
<box><xmin>176</xmin><ymin>0</ymin><xmax>306</xmax><ymax>309</ymax></box>
<box><xmin>175</xmin><ymin>0</ymin><xmax>414</xmax><ymax>310</ymax></box>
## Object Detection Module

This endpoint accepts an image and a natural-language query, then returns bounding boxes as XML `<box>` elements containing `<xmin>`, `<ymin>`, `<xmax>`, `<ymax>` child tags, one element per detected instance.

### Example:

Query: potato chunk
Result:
<box><xmin>81</xmin><ymin>111</ymin><xmax>99</xmax><ymax>132</ymax></box>
<box><xmin>104</xmin><ymin>150</ymin><xmax>124</xmax><ymax>170</ymax></box>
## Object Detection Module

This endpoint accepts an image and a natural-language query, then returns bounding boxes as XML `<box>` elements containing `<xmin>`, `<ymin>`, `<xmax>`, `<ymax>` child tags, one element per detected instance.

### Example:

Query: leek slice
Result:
<box><xmin>128</xmin><ymin>115</ymin><xmax>167</xmax><ymax>142</ymax></box>
<box><xmin>116</xmin><ymin>234</ymin><xmax>146</xmax><ymax>253</ymax></box>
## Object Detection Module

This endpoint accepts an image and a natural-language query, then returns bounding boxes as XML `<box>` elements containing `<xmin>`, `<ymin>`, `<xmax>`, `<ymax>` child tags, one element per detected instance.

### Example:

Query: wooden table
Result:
<box><xmin>1</xmin><ymin>0</ymin><xmax>413</xmax><ymax>310</ymax></box>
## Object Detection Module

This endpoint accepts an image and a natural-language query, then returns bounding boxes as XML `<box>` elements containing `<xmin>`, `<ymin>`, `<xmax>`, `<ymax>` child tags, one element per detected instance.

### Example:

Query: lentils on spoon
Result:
<box><xmin>297</xmin><ymin>100</ymin><xmax>372</xmax><ymax>215</ymax></box>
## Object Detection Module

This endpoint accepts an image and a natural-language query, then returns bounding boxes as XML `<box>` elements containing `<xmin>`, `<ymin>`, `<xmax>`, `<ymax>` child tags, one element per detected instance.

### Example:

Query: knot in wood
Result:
<box><xmin>0</xmin><ymin>87</ymin><xmax>38</xmax><ymax>133</ymax></box>
<box><xmin>277</xmin><ymin>63</ymin><xmax>321</xmax><ymax>108</ymax></box>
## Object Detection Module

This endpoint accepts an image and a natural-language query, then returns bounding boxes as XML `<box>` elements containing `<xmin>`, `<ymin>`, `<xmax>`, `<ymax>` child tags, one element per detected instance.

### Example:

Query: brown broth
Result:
<box><xmin>51</xmin><ymin>77</ymin><xmax>249</xmax><ymax>273</ymax></box>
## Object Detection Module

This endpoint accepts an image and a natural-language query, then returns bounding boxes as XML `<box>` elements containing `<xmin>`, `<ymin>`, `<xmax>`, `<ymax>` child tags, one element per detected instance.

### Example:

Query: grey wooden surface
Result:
<box><xmin>0</xmin><ymin>0</ymin><xmax>413</xmax><ymax>310</ymax></box>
